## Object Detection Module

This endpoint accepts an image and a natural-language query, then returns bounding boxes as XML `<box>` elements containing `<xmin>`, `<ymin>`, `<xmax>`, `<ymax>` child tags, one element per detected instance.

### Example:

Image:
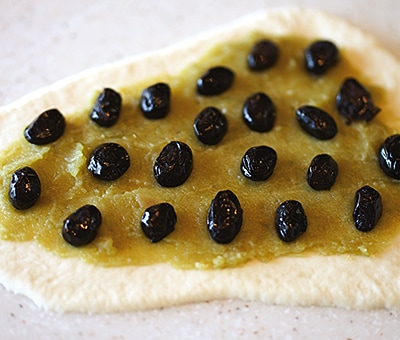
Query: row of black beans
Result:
<box><xmin>7</xmin><ymin>39</ymin><xmax>398</xmax><ymax>248</ymax></box>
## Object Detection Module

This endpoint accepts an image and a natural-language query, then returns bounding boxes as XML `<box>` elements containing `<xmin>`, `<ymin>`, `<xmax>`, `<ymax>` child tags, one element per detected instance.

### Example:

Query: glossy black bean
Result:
<box><xmin>304</xmin><ymin>40</ymin><xmax>339</xmax><ymax>75</ymax></box>
<box><xmin>197</xmin><ymin>66</ymin><xmax>234</xmax><ymax>95</ymax></box>
<box><xmin>335</xmin><ymin>78</ymin><xmax>380</xmax><ymax>124</ymax></box>
<box><xmin>353</xmin><ymin>185</ymin><xmax>382</xmax><ymax>232</ymax></box>
<box><xmin>306</xmin><ymin>154</ymin><xmax>338</xmax><ymax>190</ymax></box>
<box><xmin>378</xmin><ymin>134</ymin><xmax>400</xmax><ymax>179</ymax></box>
<box><xmin>247</xmin><ymin>39</ymin><xmax>279</xmax><ymax>71</ymax></box>
<box><xmin>90</xmin><ymin>88</ymin><xmax>122</xmax><ymax>127</ymax></box>
<box><xmin>240</xmin><ymin>145</ymin><xmax>277</xmax><ymax>181</ymax></box>
<box><xmin>242</xmin><ymin>92</ymin><xmax>276</xmax><ymax>132</ymax></box>
<box><xmin>24</xmin><ymin>108</ymin><xmax>66</xmax><ymax>145</ymax></box>
<box><xmin>8</xmin><ymin>167</ymin><xmax>41</xmax><ymax>210</ymax></box>
<box><xmin>296</xmin><ymin>105</ymin><xmax>337</xmax><ymax>140</ymax></box>
<box><xmin>140</xmin><ymin>83</ymin><xmax>171</xmax><ymax>119</ymax></box>
<box><xmin>88</xmin><ymin>143</ymin><xmax>130</xmax><ymax>181</ymax></box>
<box><xmin>62</xmin><ymin>205</ymin><xmax>102</xmax><ymax>247</ymax></box>
<box><xmin>141</xmin><ymin>203</ymin><xmax>177</xmax><ymax>243</ymax></box>
<box><xmin>275</xmin><ymin>200</ymin><xmax>307</xmax><ymax>242</ymax></box>
<box><xmin>154</xmin><ymin>141</ymin><xmax>193</xmax><ymax>187</ymax></box>
<box><xmin>193</xmin><ymin>107</ymin><xmax>228</xmax><ymax>145</ymax></box>
<box><xmin>207</xmin><ymin>190</ymin><xmax>243</xmax><ymax>244</ymax></box>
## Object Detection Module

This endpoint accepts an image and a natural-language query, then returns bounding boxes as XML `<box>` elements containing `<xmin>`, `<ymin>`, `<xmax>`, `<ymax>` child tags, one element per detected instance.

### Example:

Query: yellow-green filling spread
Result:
<box><xmin>0</xmin><ymin>34</ymin><xmax>398</xmax><ymax>269</ymax></box>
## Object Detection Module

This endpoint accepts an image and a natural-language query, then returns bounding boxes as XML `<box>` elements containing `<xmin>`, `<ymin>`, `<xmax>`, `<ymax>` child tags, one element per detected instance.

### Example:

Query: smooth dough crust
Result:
<box><xmin>1</xmin><ymin>8</ymin><xmax>400</xmax><ymax>313</ymax></box>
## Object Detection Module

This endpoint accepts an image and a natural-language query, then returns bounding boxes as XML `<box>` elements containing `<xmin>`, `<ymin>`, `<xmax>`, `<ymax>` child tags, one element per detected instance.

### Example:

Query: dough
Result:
<box><xmin>1</xmin><ymin>8</ymin><xmax>400</xmax><ymax>313</ymax></box>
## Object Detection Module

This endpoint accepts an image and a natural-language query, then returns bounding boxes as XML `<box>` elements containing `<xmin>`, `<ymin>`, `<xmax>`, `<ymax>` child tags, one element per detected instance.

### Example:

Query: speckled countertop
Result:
<box><xmin>1</xmin><ymin>0</ymin><xmax>400</xmax><ymax>338</ymax></box>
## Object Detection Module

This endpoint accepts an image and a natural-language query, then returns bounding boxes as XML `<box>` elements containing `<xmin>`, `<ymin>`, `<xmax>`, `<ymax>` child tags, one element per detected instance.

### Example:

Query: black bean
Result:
<box><xmin>88</xmin><ymin>143</ymin><xmax>130</xmax><ymax>181</ymax></box>
<box><xmin>90</xmin><ymin>88</ymin><xmax>122</xmax><ymax>127</ymax></box>
<box><xmin>304</xmin><ymin>40</ymin><xmax>339</xmax><ymax>75</ymax></box>
<box><xmin>378</xmin><ymin>134</ymin><xmax>400</xmax><ymax>179</ymax></box>
<box><xmin>193</xmin><ymin>107</ymin><xmax>228</xmax><ymax>145</ymax></box>
<box><xmin>62</xmin><ymin>205</ymin><xmax>102</xmax><ymax>247</ymax></box>
<box><xmin>296</xmin><ymin>105</ymin><xmax>337</xmax><ymax>140</ymax></box>
<box><xmin>8</xmin><ymin>167</ymin><xmax>41</xmax><ymax>210</ymax></box>
<box><xmin>275</xmin><ymin>200</ymin><xmax>307</xmax><ymax>242</ymax></box>
<box><xmin>353</xmin><ymin>185</ymin><xmax>382</xmax><ymax>232</ymax></box>
<box><xmin>242</xmin><ymin>92</ymin><xmax>276</xmax><ymax>132</ymax></box>
<box><xmin>240</xmin><ymin>145</ymin><xmax>277</xmax><ymax>181</ymax></box>
<box><xmin>207</xmin><ymin>190</ymin><xmax>243</xmax><ymax>244</ymax></box>
<box><xmin>154</xmin><ymin>141</ymin><xmax>193</xmax><ymax>187</ymax></box>
<box><xmin>140</xmin><ymin>83</ymin><xmax>171</xmax><ymax>119</ymax></box>
<box><xmin>141</xmin><ymin>203</ymin><xmax>177</xmax><ymax>242</ymax></box>
<box><xmin>247</xmin><ymin>39</ymin><xmax>279</xmax><ymax>71</ymax></box>
<box><xmin>24</xmin><ymin>109</ymin><xmax>66</xmax><ymax>145</ymax></box>
<box><xmin>197</xmin><ymin>66</ymin><xmax>234</xmax><ymax>96</ymax></box>
<box><xmin>306</xmin><ymin>154</ymin><xmax>338</xmax><ymax>190</ymax></box>
<box><xmin>335</xmin><ymin>78</ymin><xmax>380</xmax><ymax>124</ymax></box>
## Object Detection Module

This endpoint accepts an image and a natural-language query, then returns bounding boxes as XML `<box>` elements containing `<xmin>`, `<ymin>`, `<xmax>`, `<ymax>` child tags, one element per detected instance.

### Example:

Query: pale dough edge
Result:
<box><xmin>1</xmin><ymin>8</ymin><xmax>400</xmax><ymax>313</ymax></box>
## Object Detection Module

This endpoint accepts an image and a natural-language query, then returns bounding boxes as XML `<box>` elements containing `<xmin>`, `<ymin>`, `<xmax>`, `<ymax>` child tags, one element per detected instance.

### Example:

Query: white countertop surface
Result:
<box><xmin>1</xmin><ymin>0</ymin><xmax>400</xmax><ymax>338</ymax></box>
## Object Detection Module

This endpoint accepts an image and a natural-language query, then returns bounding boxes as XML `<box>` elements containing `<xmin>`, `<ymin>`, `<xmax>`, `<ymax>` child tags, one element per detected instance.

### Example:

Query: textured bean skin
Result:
<box><xmin>296</xmin><ymin>105</ymin><xmax>337</xmax><ymax>140</ymax></box>
<box><xmin>140</xmin><ymin>83</ymin><xmax>171</xmax><ymax>119</ymax></box>
<box><xmin>247</xmin><ymin>39</ymin><xmax>279</xmax><ymax>70</ymax></box>
<box><xmin>378</xmin><ymin>134</ymin><xmax>400</xmax><ymax>179</ymax></box>
<box><xmin>336</xmin><ymin>78</ymin><xmax>380</xmax><ymax>123</ymax></box>
<box><xmin>197</xmin><ymin>66</ymin><xmax>234</xmax><ymax>95</ymax></box>
<box><xmin>88</xmin><ymin>143</ymin><xmax>130</xmax><ymax>181</ymax></box>
<box><xmin>193</xmin><ymin>107</ymin><xmax>228</xmax><ymax>145</ymax></box>
<box><xmin>242</xmin><ymin>92</ymin><xmax>276</xmax><ymax>132</ymax></box>
<box><xmin>240</xmin><ymin>145</ymin><xmax>277</xmax><ymax>181</ymax></box>
<box><xmin>90</xmin><ymin>88</ymin><xmax>122</xmax><ymax>127</ymax></box>
<box><xmin>304</xmin><ymin>40</ymin><xmax>339</xmax><ymax>75</ymax></box>
<box><xmin>62</xmin><ymin>205</ymin><xmax>102</xmax><ymax>247</ymax></box>
<box><xmin>275</xmin><ymin>200</ymin><xmax>307</xmax><ymax>242</ymax></box>
<box><xmin>24</xmin><ymin>109</ymin><xmax>66</xmax><ymax>145</ymax></box>
<box><xmin>353</xmin><ymin>186</ymin><xmax>382</xmax><ymax>232</ymax></box>
<box><xmin>8</xmin><ymin>167</ymin><xmax>41</xmax><ymax>210</ymax></box>
<box><xmin>154</xmin><ymin>141</ymin><xmax>193</xmax><ymax>187</ymax></box>
<box><xmin>207</xmin><ymin>190</ymin><xmax>243</xmax><ymax>244</ymax></box>
<box><xmin>141</xmin><ymin>203</ymin><xmax>177</xmax><ymax>242</ymax></box>
<box><xmin>306</xmin><ymin>154</ymin><xmax>338</xmax><ymax>190</ymax></box>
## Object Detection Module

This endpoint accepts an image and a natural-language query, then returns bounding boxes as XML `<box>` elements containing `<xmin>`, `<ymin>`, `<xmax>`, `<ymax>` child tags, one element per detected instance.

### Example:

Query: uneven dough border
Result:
<box><xmin>1</xmin><ymin>8</ymin><xmax>400</xmax><ymax>313</ymax></box>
